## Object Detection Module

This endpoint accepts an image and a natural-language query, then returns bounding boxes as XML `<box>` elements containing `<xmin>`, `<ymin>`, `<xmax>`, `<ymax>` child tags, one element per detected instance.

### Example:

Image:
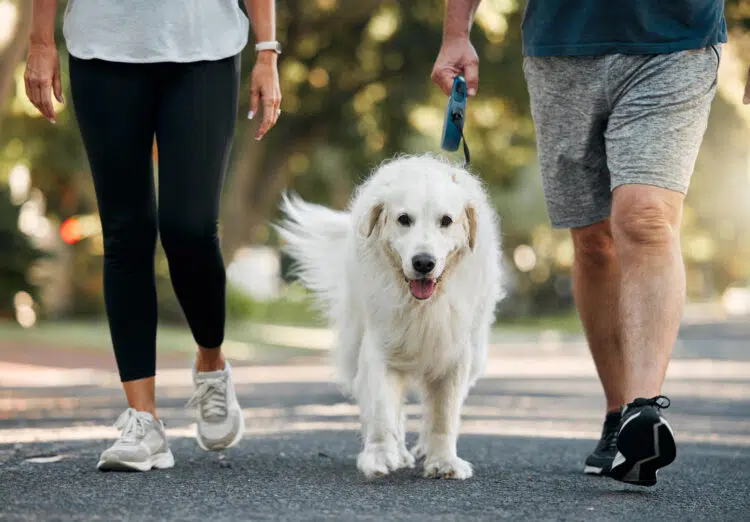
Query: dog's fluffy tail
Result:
<box><xmin>275</xmin><ymin>192</ymin><xmax>350</xmax><ymax>323</ymax></box>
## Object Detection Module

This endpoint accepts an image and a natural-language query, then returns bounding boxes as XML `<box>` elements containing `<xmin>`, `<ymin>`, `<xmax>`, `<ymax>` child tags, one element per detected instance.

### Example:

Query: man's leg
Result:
<box><xmin>522</xmin><ymin>55</ymin><xmax>624</xmax><ymax>474</ymax></box>
<box><xmin>570</xmin><ymin>219</ymin><xmax>625</xmax><ymax>413</ymax></box>
<box><xmin>610</xmin><ymin>187</ymin><xmax>684</xmax><ymax>398</ymax></box>
<box><xmin>605</xmin><ymin>46</ymin><xmax>718</xmax><ymax>402</ymax></box>
<box><xmin>602</xmin><ymin>45</ymin><xmax>719</xmax><ymax>485</ymax></box>
<box><xmin>571</xmin><ymin>220</ymin><xmax>629</xmax><ymax>475</ymax></box>
<box><xmin>603</xmin><ymin>185</ymin><xmax>685</xmax><ymax>486</ymax></box>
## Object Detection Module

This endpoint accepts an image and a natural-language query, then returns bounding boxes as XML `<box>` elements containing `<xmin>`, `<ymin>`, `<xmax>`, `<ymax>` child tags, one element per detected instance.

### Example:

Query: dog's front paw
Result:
<box><xmin>357</xmin><ymin>444</ymin><xmax>402</xmax><ymax>479</ymax></box>
<box><xmin>410</xmin><ymin>440</ymin><xmax>428</xmax><ymax>461</ymax></box>
<box><xmin>398</xmin><ymin>444</ymin><xmax>416</xmax><ymax>469</ymax></box>
<box><xmin>423</xmin><ymin>455</ymin><xmax>473</xmax><ymax>480</ymax></box>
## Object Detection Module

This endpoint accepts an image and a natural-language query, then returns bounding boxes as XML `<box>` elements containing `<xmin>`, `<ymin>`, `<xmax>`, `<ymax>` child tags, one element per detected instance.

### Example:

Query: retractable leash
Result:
<box><xmin>440</xmin><ymin>75</ymin><xmax>471</xmax><ymax>167</ymax></box>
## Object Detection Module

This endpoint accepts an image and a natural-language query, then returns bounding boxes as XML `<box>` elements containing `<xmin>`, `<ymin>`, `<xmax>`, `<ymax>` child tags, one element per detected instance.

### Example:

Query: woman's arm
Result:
<box><xmin>25</xmin><ymin>0</ymin><xmax>62</xmax><ymax>123</ymax></box>
<box><xmin>29</xmin><ymin>0</ymin><xmax>58</xmax><ymax>46</ymax></box>
<box><xmin>244</xmin><ymin>0</ymin><xmax>281</xmax><ymax>140</ymax></box>
<box><xmin>244</xmin><ymin>0</ymin><xmax>276</xmax><ymax>45</ymax></box>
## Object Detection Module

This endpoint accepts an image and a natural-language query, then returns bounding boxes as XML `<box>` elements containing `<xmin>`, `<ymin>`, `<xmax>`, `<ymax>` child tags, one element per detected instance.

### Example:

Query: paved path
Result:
<box><xmin>1</xmin><ymin>322</ymin><xmax>749</xmax><ymax>521</ymax></box>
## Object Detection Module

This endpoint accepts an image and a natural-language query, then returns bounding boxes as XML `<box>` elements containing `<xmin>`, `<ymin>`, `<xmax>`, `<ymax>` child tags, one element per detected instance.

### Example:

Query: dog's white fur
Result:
<box><xmin>276</xmin><ymin>154</ymin><xmax>503</xmax><ymax>480</ymax></box>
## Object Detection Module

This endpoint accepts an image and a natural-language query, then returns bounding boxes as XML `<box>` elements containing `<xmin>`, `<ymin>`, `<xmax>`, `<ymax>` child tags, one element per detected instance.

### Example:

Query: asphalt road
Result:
<box><xmin>1</xmin><ymin>321</ymin><xmax>749</xmax><ymax>521</ymax></box>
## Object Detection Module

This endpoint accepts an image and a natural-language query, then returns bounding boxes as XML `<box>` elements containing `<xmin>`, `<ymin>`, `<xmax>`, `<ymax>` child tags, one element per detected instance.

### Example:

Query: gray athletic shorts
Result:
<box><xmin>523</xmin><ymin>45</ymin><xmax>720</xmax><ymax>229</ymax></box>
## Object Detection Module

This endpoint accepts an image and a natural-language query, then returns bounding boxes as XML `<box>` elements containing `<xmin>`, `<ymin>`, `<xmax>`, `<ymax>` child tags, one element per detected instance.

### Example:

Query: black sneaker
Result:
<box><xmin>605</xmin><ymin>395</ymin><xmax>676</xmax><ymax>487</ymax></box>
<box><xmin>584</xmin><ymin>410</ymin><xmax>621</xmax><ymax>475</ymax></box>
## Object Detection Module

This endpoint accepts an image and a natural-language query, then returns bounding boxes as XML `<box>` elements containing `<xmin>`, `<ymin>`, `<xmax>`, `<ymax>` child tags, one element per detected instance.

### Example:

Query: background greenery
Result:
<box><xmin>2</xmin><ymin>0</ymin><xmax>750</xmax><ymax>331</ymax></box>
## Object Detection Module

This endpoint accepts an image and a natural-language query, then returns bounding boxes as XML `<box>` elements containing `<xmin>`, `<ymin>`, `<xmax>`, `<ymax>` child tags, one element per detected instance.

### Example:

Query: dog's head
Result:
<box><xmin>358</xmin><ymin>156</ymin><xmax>480</xmax><ymax>301</ymax></box>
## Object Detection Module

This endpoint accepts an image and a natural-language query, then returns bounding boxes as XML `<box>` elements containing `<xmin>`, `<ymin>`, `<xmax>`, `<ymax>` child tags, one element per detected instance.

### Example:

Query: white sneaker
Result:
<box><xmin>97</xmin><ymin>408</ymin><xmax>175</xmax><ymax>471</ymax></box>
<box><xmin>186</xmin><ymin>361</ymin><xmax>244</xmax><ymax>451</ymax></box>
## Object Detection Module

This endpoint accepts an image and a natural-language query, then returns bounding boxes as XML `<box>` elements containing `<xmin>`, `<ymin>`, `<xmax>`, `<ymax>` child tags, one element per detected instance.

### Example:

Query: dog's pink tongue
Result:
<box><xmin>409</xmin><ymin>279</ymin><xmax>436</xmax><ymax>300</ymax></box>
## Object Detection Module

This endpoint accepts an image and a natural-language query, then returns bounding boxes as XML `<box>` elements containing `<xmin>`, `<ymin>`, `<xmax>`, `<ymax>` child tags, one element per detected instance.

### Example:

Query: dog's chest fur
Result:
<box><xmin>381</xmin><ymin>296</ymin><xmax>471</xmax><ymax>379</ymax></box>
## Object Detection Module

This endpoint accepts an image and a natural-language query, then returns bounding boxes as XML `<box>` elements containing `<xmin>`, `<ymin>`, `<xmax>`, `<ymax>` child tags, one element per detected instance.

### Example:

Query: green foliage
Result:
<box><xmin>0</xmin><ymin>187</ymin><xmax>46</xmax><ymax>317</ymax></box>
<box><xmin>226</xmin><ymin>282</ymin><xmax>323</xmax><ymax>326</ymax></box>
<box><xmin>0</xmin><ymin>0</ymin><xmax>544</xmax><ymax>318</ymax></box>
<box><xmin>1</xmin><ymin>0</ymin><xmax>749</xmax><ymax>321</ymax></box>
<box><xmin>235</xmin><ymin>0</ymin><xmax>534</xmax><ymax>208</ymax></box>
<box><xmin>726</xmin><ymin>0</ymin><xmax>750</xmax><ymax>31</ymax></box>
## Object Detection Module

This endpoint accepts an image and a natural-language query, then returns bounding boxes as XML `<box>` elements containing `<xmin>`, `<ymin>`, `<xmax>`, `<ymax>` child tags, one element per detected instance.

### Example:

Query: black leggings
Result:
<box><xmin>69</xmin><ymin>54</ymin><xmax>240</xmax><ymax>382</ymax></box>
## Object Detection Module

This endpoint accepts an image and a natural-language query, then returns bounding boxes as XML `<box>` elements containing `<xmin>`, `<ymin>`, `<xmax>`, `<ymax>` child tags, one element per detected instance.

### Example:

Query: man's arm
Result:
<box><xmin>443</xmin><ymin>0</ymin><xmax>483</xmax><ymax>41</ymax></box>
<box><xmin>432</xmin><ymin>0</ymin><xmax>483</xmax><ymax>96</ymax></box>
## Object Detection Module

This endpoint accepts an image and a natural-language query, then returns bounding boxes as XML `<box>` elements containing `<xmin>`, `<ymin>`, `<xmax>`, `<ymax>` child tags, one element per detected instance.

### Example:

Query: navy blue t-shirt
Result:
<box><xmin>522</xmin><ymin>1</ymin><xmax>727</xmax><ymax>57</ymax></box>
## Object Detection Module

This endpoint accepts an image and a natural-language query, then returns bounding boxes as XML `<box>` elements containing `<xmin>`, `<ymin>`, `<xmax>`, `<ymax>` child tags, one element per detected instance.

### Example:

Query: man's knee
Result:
<box><xmin>611</xmin><ymin>185</ymin><xmax>683</xmax><ymax>247</ymax></box>
<box><xmin>571</xmin><ymin>219</ymin><xmax>616</xmax><ymax>266</ymax></box>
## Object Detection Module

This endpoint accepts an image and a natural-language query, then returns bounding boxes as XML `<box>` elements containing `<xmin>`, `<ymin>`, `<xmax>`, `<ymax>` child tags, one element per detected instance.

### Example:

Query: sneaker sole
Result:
<box><xmin>196</xmin><ymin>407</ymin><xmax>245</xmax><ymax>452</ymax></box>
<box><xmin>583</xmin><ymin>454</ymin><xmax>613</xmax><ymax>475</ymax></box>
<box><xmin>607</xmin><ymin>412</ymin><xmax>676</xmax><ymax>487</ymax></box>
<box><xmin>97</xmin><ymin>450</ymin><xmax>175</xmax><ymax>472</ymax></box>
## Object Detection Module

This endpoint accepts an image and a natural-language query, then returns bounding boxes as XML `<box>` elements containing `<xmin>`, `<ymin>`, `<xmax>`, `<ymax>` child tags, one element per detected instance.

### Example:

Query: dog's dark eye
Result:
<box><xmin>397</xmin><ymin>214</ymin><xmax>412</xmax><ymax>226</ymax></box>
<box><xmin>440</xmin><ymin>215</ymin><xmax>453</xmax><ymax>228</ymax></box>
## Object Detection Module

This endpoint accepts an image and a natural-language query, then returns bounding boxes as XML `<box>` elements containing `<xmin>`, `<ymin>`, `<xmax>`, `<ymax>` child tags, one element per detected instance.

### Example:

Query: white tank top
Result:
<box><xmin>63</xmin><ymin>0</ymin><xmax>250</xmax><ymax>63</ymax></box>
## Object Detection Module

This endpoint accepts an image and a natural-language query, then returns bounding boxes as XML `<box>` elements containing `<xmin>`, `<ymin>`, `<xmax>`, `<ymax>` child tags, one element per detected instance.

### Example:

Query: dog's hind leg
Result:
<box><xmin>354</xmin><ymin>332</ymin><xmax>409</xmax><ymax>479</ymax></box>
<box><xmin>419</xmin><ymin>359</ymin><xmax>474</xmax><ymax>480</ymax></box>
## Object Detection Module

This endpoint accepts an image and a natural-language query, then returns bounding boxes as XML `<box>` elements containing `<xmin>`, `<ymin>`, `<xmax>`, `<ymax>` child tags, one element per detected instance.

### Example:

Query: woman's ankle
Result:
<box><xmin>195</xmin><ymin>346</ymin><xmax>225</xmax><ymax>372</ymax></box>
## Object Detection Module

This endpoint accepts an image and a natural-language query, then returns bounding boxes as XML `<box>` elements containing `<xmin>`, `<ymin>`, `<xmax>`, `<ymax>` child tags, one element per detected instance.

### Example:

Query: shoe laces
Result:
<box><xmin>114</xmin><ymin>408</ymin><xmax>153</xmax><ymax>444</ymax></box>
<box><xmin>629</xmin><ymin>395</ymin><xmax>671</xmax><ymax>410</ymax></box>
<box><xmin>186</xmin><ymin>376</ymin><xmax>228</xmax><ymax>421</ymax></box>
<box><xmin>601</xmin><ymin>425</ymin><xmax>618</xmax><ymax>452</ymax></box>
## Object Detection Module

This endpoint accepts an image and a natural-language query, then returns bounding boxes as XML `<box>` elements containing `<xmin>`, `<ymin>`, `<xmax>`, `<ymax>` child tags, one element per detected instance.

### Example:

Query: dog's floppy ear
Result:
<box><xmin>465</xmin><ymin>205</ymin><xmax>477</xmax><ymax>251</ymax></box>
<box><xmin>360</xmin><ymin>202</ymin><xmax>384</xmax><ymax>238</ymax></box>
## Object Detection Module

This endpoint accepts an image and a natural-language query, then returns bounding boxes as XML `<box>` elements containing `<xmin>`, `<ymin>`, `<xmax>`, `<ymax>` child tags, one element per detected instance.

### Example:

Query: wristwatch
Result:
<box><xmin>255</xmin><ymin>41</ymin><xmax>282</xmax><ymax>54</ymax></box>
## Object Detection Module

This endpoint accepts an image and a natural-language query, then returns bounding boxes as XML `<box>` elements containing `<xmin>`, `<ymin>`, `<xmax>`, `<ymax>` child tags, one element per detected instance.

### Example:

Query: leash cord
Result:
<box><xmin>451</xmin><ymin>111</ymin><xmax>471</xmax><ymax>167</ymax></box>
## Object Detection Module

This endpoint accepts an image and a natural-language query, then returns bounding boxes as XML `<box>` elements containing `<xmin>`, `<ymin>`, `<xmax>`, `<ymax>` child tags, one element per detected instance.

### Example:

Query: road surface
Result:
<box><xmin>1</xmin><ymin>321</ymin><xmax>748</xmax><ymax>521</ymax></box>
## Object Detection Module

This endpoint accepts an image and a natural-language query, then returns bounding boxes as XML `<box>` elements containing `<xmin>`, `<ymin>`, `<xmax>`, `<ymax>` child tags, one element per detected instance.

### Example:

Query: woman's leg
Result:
<box><xmin>154</xmin><ymin>54</ymin><xmax>243</xmax><ymax>450</ymax></box>
<box><xmin>155</xmin><ymin>54</ymin><xmax>240</xmax><ymax>364</ymax></box>
<box><xmin>69</xmin><ymin>56</ymin><xmax>160</xmax><ymax>415</ymax></box>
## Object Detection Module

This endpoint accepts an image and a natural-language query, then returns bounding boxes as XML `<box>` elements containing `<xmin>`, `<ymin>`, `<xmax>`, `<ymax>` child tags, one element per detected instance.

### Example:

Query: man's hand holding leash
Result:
<box><xmin>431</xmin><ymin>0</ymin><xmax>482</xmax><ymax>97</ymax></box>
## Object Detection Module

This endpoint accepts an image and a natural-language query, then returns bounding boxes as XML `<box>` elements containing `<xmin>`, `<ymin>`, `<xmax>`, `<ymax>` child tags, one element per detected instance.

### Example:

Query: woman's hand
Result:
<box><xmin>249</xmin><ymin>51</ymin><xmax>281</xmax><ymax>140</ymax></box>
<box><xmin>24</xmin><ymin>42</ymin><xmax>63</xmax><ymax>123</ymax></box>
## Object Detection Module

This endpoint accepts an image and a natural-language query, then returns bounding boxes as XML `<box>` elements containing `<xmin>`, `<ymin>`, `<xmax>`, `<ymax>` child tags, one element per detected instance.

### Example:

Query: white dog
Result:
<box><xmin>276</xmin><ymin>154</ymin><xmax>503</xmax><ymax>480</ymax></box>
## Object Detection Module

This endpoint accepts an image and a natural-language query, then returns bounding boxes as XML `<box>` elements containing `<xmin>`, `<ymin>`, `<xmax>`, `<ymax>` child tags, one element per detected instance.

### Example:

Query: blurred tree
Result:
<box><xmin>3</xmin><ymin>0</ymin><xmax>749</xmax><ymax>320</ymax></box>
<box><xmin>726</xmin><ymin>0</ymin><xmax>750</xmax><ymax>30</ymax></box>
<box><xmin>0</xmin><ymin>0</ymin><xmax>32</xmax><ymax>128</ymax></box>
<box><xmin>0</xmin><ymin>186</ymin><xmax>45</xmax><ymax>318</ymax></box>
<box><xmin>222</xmin><ymin>0</ymin><xmax>535</xmax><ymax>259</ymax></box>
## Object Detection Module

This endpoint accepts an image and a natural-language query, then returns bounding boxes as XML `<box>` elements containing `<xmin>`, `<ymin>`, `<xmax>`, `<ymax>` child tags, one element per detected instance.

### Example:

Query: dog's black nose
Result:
<box><xmin>412</xmin><ymin>253</ymin><xmax>436</xmax><ymax>274</ymax></box>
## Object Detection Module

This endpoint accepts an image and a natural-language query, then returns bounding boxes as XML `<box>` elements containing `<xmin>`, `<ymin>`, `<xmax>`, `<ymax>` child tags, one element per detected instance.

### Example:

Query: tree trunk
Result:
<box><xmin>221</xmin><ymin>129</ymin><xmax>319</xmax><ymax>263</ymax></box>
<box><xmin>221</xmin><ymin>133</ymin><xmax>269</xmax><ymax>262</ymax></box>
<box><xmin>0</xmin><ymin>0</ymin><xmax>33</xmax><ymax>128</ymax></box>
<box><xmin>219</xmin><ymin>0</ymin><xmax>400</xmax><ymax>263</ymax></box>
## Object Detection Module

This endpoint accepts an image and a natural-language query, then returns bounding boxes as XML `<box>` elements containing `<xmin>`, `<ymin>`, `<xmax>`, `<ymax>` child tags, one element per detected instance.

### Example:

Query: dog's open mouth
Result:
<box><xmin>409</xmin><ymin>278</ymin><xmax>437</xmax><ymax>300</ymax></box>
